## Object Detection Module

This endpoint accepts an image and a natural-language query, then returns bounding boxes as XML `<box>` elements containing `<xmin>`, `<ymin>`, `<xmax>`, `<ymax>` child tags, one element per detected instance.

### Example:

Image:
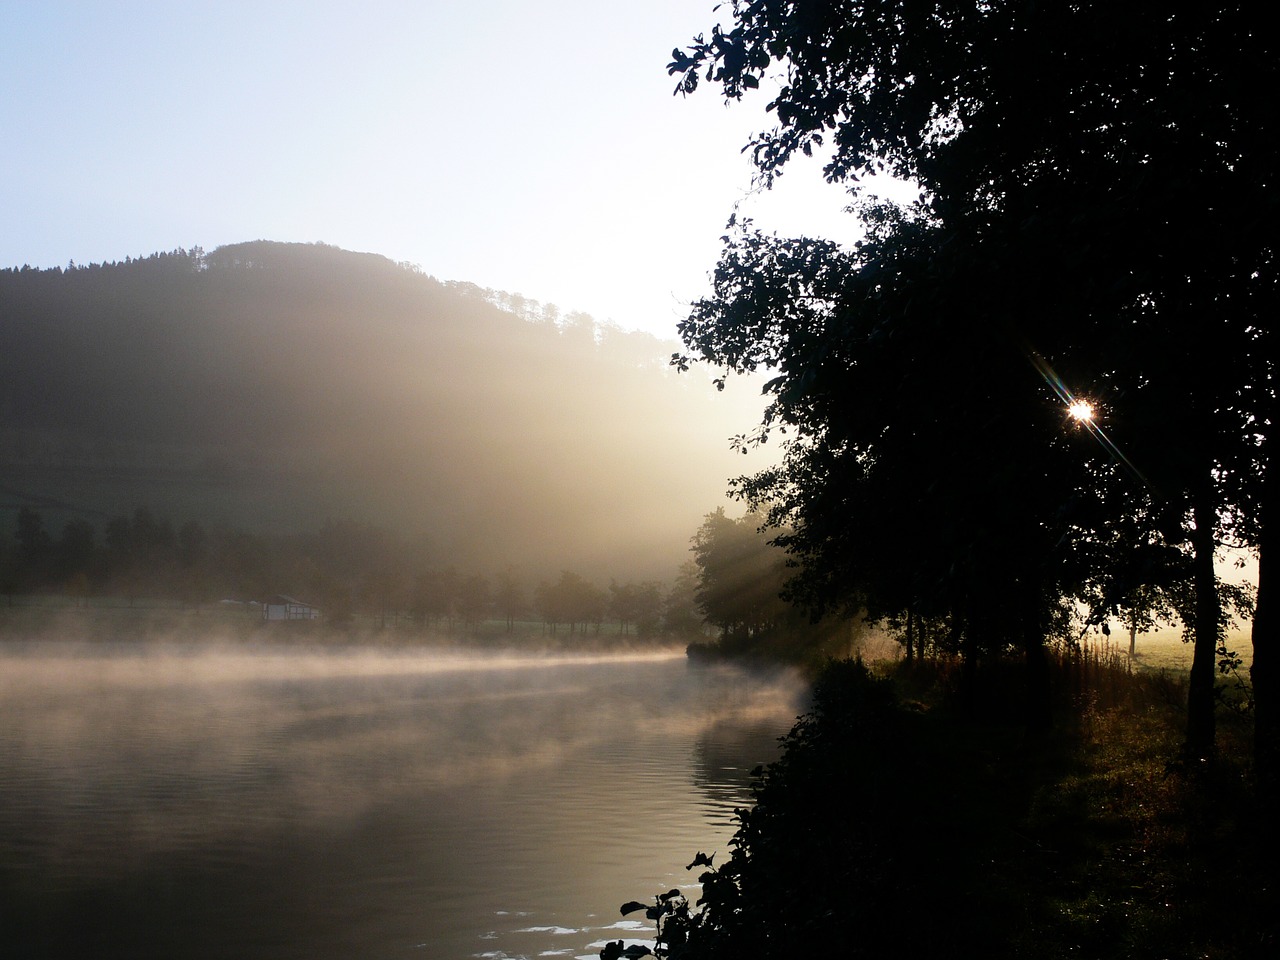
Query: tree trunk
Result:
<box><xmin>1021</xmin><ymin>578</ymin><xmax>1052</xmax><ymax>731</ymax></box>
<box><xmin>904</xmin><ymin>605</ymin><xmax>915</xmax><ymax>663</ymax></box>
<box><xmin>955</xmin><ymin>610</ymin><xmax>979</xmax><ymax>717</ymax></box>
<box><xmin>1186</xmin><ymin>479</ymin><xmax>1221</xmax><ymax>762</ymax></box>
<box><xmin>1252</xmin><ymin>473</ymin><xmax>1274</xmax><ymax>807</ymax></box>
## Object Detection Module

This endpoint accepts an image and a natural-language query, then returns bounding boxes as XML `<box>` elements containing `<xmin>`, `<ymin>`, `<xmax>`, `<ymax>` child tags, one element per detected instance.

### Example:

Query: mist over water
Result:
<box><xmin>0</xmin><ymin>642</ymin><xmax>805</xmax><ymax>960</ymax></box>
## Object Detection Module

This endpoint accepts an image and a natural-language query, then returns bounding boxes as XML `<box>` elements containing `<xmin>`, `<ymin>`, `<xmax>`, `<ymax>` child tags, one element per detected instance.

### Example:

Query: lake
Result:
<box><xmin>0</xmin><ymin>644</ymin><xmax>806</xmax><ymax>960</ymax></box>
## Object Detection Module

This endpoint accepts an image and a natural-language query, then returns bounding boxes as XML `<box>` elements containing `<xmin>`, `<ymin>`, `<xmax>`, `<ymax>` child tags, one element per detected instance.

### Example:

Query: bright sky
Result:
<box><xmin>1</xmin><ymin>0</ymin><xmax>878</xmax><ymax>341</ymax></box>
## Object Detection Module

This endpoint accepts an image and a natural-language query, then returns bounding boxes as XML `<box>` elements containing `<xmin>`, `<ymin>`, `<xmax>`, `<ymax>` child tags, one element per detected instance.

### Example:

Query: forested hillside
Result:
<box><xmin>0</xmin><ymin>241</ymin><xmax>761</xmax><ymax>581</ymax></box>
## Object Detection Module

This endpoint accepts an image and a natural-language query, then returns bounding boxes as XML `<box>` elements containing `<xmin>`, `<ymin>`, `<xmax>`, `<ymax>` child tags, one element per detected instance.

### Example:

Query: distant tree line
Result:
<box><xmin>0</xmin><ymin>505</ymin><xmax>729</xmax><ymax>642</ymax></box>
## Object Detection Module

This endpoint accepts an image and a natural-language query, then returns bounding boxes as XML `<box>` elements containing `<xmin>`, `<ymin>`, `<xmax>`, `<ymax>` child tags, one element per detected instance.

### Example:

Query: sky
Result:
<box><xmin>0</xmin><ymin>0</ymin><xmax>889</xmax><ymax>341</ymax></box>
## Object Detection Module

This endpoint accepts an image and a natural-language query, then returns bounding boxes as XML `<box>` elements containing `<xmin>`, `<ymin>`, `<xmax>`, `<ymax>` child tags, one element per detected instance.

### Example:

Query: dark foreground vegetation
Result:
<box><xmin>644</xmin><ymin>15</ymin><xmax>1277</xmax><ymax>954</ymax></box>
<box><xmin>615</xmin><ymin>654</ymin><xmax>1271</xmax><ymax>960</ymax></box>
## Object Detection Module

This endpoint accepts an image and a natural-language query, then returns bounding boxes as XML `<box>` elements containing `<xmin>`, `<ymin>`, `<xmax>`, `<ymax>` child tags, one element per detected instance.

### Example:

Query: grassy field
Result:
<box><xmin>994</xmin><ymin>672</ymin><xmax>1267</xmax><ymax>959</ymax></box>
<box><xmin>1090</xmin><ymin>624</ymin><xmax>1254</xmax><ymax>674</ymax></box>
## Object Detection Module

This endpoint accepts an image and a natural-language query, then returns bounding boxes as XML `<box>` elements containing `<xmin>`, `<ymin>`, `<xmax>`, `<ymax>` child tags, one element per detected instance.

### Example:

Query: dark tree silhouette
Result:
<box><xmin>609</xmin><ymin>579</ymin><xmax>664</xmax><ymax>637</ymax></box>
<box><xmin>14</xmin><ymin>507</ymin><xmax>53</xmax><ymax>590</ymax></box>
<box><xmin>53</xmin><ymin>517</ymin><xmax>98</xmax><ymax>593</ymax></box>
<box><xmin>662</xmin><ymin>560</ymin><xmax>705</xmax><ymax>640</ymax></box>
<box><xmin>671</xmin><ymin>1</ymin><xmax>1275</xmax><ymax>753</ymax></box>
<box><xmin>455</xmin><ymin>572</ymin><xmax>491</xmax><ymax>630</ymax></box>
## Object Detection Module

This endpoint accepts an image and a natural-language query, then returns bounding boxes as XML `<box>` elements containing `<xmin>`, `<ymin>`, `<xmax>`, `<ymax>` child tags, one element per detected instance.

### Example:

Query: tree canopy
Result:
<box><xmin>671</xmin><ymin>1</ymin><xmax>1275</xmax><ymax>759</ymax></box>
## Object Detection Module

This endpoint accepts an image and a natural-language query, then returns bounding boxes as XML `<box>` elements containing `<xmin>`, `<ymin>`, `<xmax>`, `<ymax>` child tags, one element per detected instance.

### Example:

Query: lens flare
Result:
<box><xmin>1068</xmin><ymin>400</ymin><xmax>1094</xmax><ymax>422</ymax></box>
<box><xmin>1023</xmin><ymin>344</ymin><xmax>1150</xmax><ymax>488</ymax></box>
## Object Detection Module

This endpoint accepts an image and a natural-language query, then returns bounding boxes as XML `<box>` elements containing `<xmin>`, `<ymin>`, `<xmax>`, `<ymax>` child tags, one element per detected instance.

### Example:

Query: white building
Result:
<box><xmin>261</xmin><ymin>595</ymin><xmax>321</xmax><ymax>621</ymax></box>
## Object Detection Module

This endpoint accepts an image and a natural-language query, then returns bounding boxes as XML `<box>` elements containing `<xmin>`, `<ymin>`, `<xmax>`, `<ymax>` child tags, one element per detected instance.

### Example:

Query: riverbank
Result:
<box><xmin>641</xmin><ymin>653</ymin><xmax>1270</xmax><ymax>960</ymax></box>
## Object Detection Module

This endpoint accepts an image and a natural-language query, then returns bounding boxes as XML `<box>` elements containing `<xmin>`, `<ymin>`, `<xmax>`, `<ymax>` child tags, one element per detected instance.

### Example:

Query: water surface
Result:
<box><xmin>0</xmin><ymin>644</ymin><xmax>804</xmax><ymax>959</ymax></box>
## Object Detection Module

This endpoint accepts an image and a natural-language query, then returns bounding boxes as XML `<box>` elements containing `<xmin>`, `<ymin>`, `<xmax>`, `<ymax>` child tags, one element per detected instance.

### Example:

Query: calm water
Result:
<box><xmin>0</xmin><ymin>644</ymin><xmax>805</xmax><ymax>960</ymax></box>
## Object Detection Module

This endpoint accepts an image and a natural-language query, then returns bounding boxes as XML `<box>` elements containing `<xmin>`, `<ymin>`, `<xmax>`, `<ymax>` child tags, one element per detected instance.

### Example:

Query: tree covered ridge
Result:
<box><xmin>0</xmin><ymin>240</ymin><xmax>761</xmax><ymax>581</ymax></box>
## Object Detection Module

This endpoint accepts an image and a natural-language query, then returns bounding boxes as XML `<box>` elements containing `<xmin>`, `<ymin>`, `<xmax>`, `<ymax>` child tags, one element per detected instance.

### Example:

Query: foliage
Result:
<box><xmin>669</xmin><ymin>0</ymin><xmax>1275</xmax><ymax>761</ymax></box>
<box><xmin>686</xmin><ymin>508</ymin><xmax>854</xmax><ymax>662</ymax></box>
<box><xmin>689</xmin><ymin>509</ymin><xmax>787</xmax><ymax>647</ymax></box>
<box><xmin>536</xmin><ymin>570</ymin><xmax>608</xmax><ymax>635</ymax></box>
<box><xmin>660</xmin><ymin>560</ymin><xmax>706</xmax><ymax>640</ymax></box>
<box><xmin>615</xmin><ymin>659</ymin><xmax>998</xmax><ymax>959</ymax></box>
<box><xmin>609</xmin><ymin>579</ymin><xmax>665</xmax><ymax>637</ymax></box>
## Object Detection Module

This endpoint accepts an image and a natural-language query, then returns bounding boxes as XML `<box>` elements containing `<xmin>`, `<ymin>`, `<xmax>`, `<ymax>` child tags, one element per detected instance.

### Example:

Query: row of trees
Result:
<box><xmin>5</xmin><ymin>506</ymin><xmax>211</xmax><ymax>603</ymax></box>
<box><xmin>0</xmin><ymin>506</ymin><xmax>720</xmax><ymax>640</ymax></box>
<box><xmin>669</xmin><ymin>0</ymin><xmax>1272</xmax><ymax>783</ymax></box>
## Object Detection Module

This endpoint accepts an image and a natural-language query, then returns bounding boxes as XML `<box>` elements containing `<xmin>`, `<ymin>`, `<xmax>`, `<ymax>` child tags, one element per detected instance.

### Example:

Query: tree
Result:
<box><xmin>671</xmin><ymin>1</ymin><xmax>1275</xmax><ymax>751</ymax></box>
<box><xmin>690</xmin><ymin>509</ymin><xmax>789</xmax><ymax>652</ymax></box>
<box><xmin>53</xmin><ymin>517</ymin><xmax>98</xmax><ymax>593</ymax></box>
<box><xmin>177</xmin><ymin>519</ymin><xmax>207</xmax><ymax>568</ymax></box>
<box><xmin>609</xmin><ymin>579</ymin><xmax>665</xmax><ymax>638</ymax></box>
<box><xmin>411</xmin><ymin>567</ymin><xmax>460</xmax><ymax>628</ymax></box>
<box><xmin>493</xmin><ymin>566</ymin><xmax>525</xmax><ymax>632</ymax></box>
<box><xmin>663</xmin><ymin>560</ymin><xmax>706</xmax><ymax>640</ymax></box>
<box><xmin>14</xmin><ymin>507</ymin><xmax>53</xmax><ymax>590</ymax></box>
<box><xmin>537</xmin><ymin>570</ymin><xmax>607</xmax><ymax>637</ymax></box>
<box><xmin>456</xmin><ymin>573</ymin><xmax>491</xmax><ymax>631</ymax></box>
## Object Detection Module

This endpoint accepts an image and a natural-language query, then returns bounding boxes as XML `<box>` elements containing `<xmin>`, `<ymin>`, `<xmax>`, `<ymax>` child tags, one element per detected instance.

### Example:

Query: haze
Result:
<box><xmin>0</xmin><ymin>242</ymin><xmax>783</xmax><ymax>585</ymax></box>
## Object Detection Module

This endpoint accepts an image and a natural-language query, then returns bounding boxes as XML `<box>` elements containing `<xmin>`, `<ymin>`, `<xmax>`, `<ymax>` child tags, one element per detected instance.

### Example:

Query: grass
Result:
<box><xmin>918</xmin><ymin>650</ymin><xmax>1269</xmax><ymax>960</ymax></box>
<box><xmin>676</xmin><ymin>648</ymin><xmax>1270</xmax><ymax>960</ymax></box>
<box><xmin>1102</xmin><ymin>625</ymin><xmax>1254</xmax><ymax>673</ymax></box>
<box><xmin>1002</xmin><ymin>691</ymin><xmax>1266</xmax><ymax>958</ymax></box>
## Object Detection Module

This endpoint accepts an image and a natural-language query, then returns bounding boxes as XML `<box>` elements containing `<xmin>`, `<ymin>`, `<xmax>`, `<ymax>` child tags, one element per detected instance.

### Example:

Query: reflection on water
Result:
<box><xmin>0</xmin><ymin>643</ymin><xmax>805</xmax><ymax>960</ymax></box>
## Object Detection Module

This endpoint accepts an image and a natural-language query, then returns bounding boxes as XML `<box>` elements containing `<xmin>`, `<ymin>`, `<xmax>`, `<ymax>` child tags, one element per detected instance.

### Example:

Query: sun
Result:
<box><xmin>1068</xmin><ymin>399</ymin><xmax>1095</xmax><ymax>423</ymax></box>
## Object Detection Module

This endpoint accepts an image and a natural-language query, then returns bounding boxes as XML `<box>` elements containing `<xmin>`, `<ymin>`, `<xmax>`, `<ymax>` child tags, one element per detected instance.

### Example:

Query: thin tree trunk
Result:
<box><xmin>904</xmin><ymin>605</ymin><xmax>915</xmax><ymax>663</ymax></box>
<box><xmin>1186</xmin><ymin>479</ymin><xmax>1221</xmax><ymax>762</ymax></box>
<box><xmin>1252</xmin><ymin>474</ymin><xmax>1273</xmax><ymax>806</ymax></box>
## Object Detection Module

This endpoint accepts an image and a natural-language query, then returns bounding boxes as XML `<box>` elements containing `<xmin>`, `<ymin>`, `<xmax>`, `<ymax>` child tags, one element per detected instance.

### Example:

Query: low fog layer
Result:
<box><xmin>0</xmin><ymin>643</ymin><xmax>805</xmax><ymax>865</ymax></box>
<box><xmin>0</xmin><ymin>242</ymin><xmax>769</xmax><ymax>581</ymax></box>
<box><xmin>0</xmin><ymin>643</ymin><xmax>806</xmax><ymax>959</ymax></box>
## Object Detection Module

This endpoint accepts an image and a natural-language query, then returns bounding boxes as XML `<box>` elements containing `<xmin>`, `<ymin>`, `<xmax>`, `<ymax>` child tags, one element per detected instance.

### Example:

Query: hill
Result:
<box><xmin>0</xmin><ymin>241</ymin><xmax>764</xmax><ymax>581</ymax></box>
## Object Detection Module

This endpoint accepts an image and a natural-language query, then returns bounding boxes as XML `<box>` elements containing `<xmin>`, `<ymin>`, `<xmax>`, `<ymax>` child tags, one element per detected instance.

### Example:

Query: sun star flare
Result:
<box><xmin>1068</xmin><ymin>399</ymin><xmax>1095</xmax><ymax>423</ymax></box>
